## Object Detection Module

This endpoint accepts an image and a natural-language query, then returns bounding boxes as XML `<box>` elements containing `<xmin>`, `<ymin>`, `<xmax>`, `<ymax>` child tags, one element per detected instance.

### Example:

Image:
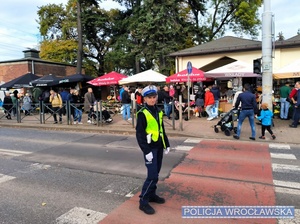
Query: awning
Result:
<box><xmin>119</xmin><ymin>70</ymin><xmax>167</xmax><ymax>85</ymax></box>
<box><xmin>205</xmin><ymin>60</ymin><xmax>261</xmax><ymax>78</ymax></box>
<box><xmin>166</xmin><ymin>67</ymin><xmax>209</xmax><ymax>83</ymax></box>
<box><xmin>88</xmin><ymin>71</ymin><xmax>126</xmax><ymax>86</ymax></box>
<box><xmin>273</xmin><ymin>59</ymin><xmax>300</xmax><ymax>79</ymax></box>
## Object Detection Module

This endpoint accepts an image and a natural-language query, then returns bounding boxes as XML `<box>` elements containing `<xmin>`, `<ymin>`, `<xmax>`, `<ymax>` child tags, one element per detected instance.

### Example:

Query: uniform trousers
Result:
<box><xmin>139</xmin><ymin>148</ymin><xmax>163</xmax><ymax>205</ymax></box>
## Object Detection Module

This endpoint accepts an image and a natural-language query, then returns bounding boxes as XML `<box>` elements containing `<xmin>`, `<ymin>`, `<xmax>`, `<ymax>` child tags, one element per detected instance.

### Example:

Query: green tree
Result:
<box><xmin>186</xmin><ymin>0</ymin><xmax>263</xmax><ymax>43</ymax></box>
<box><xmin>37</xmin><ymin>0</ymin><xmax>263</xmax><ymax>76</ymax></box>
<box><xmin>131</xmin><ymin>0</ymin><xmax>189</xmax><ymax>74</ymax></box>
<box><xmin>37</xmin><ymin>0</ymin><xmax>112</xmax><ymax>76</ymax></box>
<box><xmin>277</xmin><ymin>32</ymin><xmax>285</xmax><ymax>41</ymax></box>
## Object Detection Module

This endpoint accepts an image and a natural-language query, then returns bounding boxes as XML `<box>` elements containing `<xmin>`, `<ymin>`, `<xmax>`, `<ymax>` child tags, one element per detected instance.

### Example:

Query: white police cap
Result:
<box><xmin>142</xmin><ymin>85</ymin><xmax>158</xmax><ymax>97</ymax></box>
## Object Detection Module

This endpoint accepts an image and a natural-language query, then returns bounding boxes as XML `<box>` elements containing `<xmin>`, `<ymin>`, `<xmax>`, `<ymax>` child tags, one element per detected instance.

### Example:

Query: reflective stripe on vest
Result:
<box><xmin>140</xmin><ymin>108</ymin><xmax>166</xmax><ymax>148</ymax></box>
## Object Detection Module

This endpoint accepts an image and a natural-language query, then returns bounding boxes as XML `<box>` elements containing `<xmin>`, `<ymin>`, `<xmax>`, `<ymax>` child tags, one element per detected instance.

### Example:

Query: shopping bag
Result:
<box><xmin>211</xmin><ymin>106</ymin><xmax>218</xmax><ymax>117</ymax></box>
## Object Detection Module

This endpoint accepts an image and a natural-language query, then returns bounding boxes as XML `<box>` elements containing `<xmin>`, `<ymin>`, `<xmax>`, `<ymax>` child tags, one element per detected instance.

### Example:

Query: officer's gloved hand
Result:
<box><xmin>164</xmin><ymin>147</ymin><xmax>170</xmax><ymax>155</ymax></box>
<box><xmin>145</xmin><ymin>152</ymin><xmax>153</xmax><ymax>162</ymax></box>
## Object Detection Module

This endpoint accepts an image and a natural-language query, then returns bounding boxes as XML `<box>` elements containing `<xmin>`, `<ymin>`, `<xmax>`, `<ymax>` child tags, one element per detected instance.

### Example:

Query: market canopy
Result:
<box><xmin>58</xmin><ymin>73</ymin><xmax>93</xmax><ymax>84</ymax></box>
<box><xmin>273</xmin><ymin>59</ymin><xmax>300</xmax><ymax>79</ymax></box>
<box><xmin>0</xmin><ymin>72</ymin><xmax>40</xmax><ymax>89</ymax></box>
<box><xmin>166</xmin><ymin>67</ymin><xmax>208</xmax><ymax>83</ymax></box>
<box><xmin>205</xmin><ymin>60</ymin><xmax>261</xmax><ymax>78</ymax></box>
<box><xmin>118</xmin><ymin>69</ymin><xmax>167</xmax><ymax>85</ymax></box>
<box><xmin>30</xmin><ymin>74</ymin><xmax>61</xmax><ymax>87</ymax></box>
<box><xmin>87</xmin><ymin>71</ymin><xmax>126</xmax><ymax>86</ymax></box>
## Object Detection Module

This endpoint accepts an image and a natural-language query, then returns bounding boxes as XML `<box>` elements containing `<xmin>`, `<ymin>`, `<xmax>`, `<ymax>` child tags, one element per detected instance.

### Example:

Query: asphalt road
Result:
<box><xmin>0</xmin><ymin>127</ymin><xmax>191</xmax><ymax>224</ymax></box>
<box><xmin>0</xmin><ymin>127</ymin><xmax>299</xmax><ymax>223</ymax></box>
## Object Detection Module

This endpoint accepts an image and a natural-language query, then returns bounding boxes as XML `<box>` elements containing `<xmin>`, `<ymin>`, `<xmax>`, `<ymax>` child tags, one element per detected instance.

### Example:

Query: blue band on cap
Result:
<box><xmin>143</xmin><ymin>89</ymin><xmax>157</xmax><ymax>97</ymax></box>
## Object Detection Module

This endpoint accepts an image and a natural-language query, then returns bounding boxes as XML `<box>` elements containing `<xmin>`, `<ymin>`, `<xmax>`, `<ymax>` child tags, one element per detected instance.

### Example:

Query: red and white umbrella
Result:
<box><xmin>166</xmin><ymin>67</ymin><xmax>208</xmax><ymax>83</ymax></box>
<box><xmin>87</xmin><ymin>71</ymin><xmax>126</xmax><ymax>86</ymax></box>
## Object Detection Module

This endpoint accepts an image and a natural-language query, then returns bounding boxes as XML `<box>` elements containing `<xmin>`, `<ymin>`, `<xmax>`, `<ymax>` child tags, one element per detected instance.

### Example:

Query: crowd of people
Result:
<box><xmin>1</xmin><ymin>87</ymin><xmax>114</xmax><ymax>125</ymax></box>
<box><xmin>1</xmin><ymin>80</ymin><xmax>299</xmax><ymax>131</ymax></box>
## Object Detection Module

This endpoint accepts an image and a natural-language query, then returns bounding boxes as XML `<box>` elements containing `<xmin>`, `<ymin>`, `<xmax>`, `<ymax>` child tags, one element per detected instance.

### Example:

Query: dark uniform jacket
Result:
<box><xmin>136</xmin><ymin>105</ymin><xmax>170</xmax><ymax>155</ymax></box>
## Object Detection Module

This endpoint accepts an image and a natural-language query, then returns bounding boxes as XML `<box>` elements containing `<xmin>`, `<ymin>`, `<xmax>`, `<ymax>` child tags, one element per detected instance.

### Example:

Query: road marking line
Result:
<box><xmin>0</xmin><ymin>148</ymin><xmax>32</xmax><ymax>157</ymax></box>
<box><xmin>273</xmin><ymin>180</ymin><xmax>300</xmax><ymax>190</ymax></box>
<box><xmin>272</xmin><ymin>163</ymin><xmax>300</xmax><ymax>173</ymax></box>
<box><xmin>269</xmin><ymin>143</ymin><xmax>291</xmax><ymax>150</ymax></box>
<box><xmin>278</xmin><ymin>209</ymin><xmax>300</xmax><ymax>224</ymax></box>
<box><xmin>125</xmin><ymin>191</ymin><xmax>135</xmax><ymax>198</ymax></box>
<box><xmin>275</xmin><ymin>187</ymin><xmax>300</xmax><ymax>195</ymax></box>
<box><xmin>174</xmin><ymin>145</ymin><xmax>194</xmax><ymax>151</ymax></box>
<box><xmin>270</xmin><ymin>153</ymin><xmax>297</xmax><ymax>160</ymax></box>
<box><xmin>0</xmin><ymin>174</ymin><xmax>16</xmax><ymax>184</ymax></box>
<box><xmin>56</xmin><ymin>207</ymin><xmax>107</xmax><ymax>224</ymax></box>
<box><xmin>184</xmin><ymin>138</ymin><xmax>202</xmax><ymax>143</ymax></box>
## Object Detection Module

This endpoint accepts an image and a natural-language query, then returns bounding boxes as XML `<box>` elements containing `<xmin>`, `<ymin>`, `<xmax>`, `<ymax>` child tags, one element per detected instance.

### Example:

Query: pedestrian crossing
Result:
<box><xmin>173</xmin><ymin>137</ymin><xmax>203</xmax><ymax>151</ymax></box>
<box><xmin>270</xmin><ymin>143</ymin><xmax>300</xmax><ymax>194</ymax></box>
<box><xmin>269</xmin><ymin>143</ymin><xmax>300</xmax><ymax>223</ymax></box>
<box><xmin>0</xmin><ymin>139</ymin><xmax>298</xmax><ymax>223</ymax></box>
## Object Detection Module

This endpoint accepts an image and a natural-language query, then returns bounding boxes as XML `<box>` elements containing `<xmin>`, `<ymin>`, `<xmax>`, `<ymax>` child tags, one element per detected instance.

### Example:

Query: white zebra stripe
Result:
<box><xmin>273</xmin><ymin>180</ymin><xmax>300</xmax><ymax>190</ymax></box>
<box><xmin>174</xmin><ymin>145</ymin><xmax>194</xmax><ymax>151</ymax></box>
<box><xmin>184</xmin><ymin>138</ymin><xmax>202</xmax><ymax>143</ymax></box>
<box><xmin>271</xmin><ymin>153</ymin><xmax>297</xmax><ymax>160</ymax></box>
<box><xmin>272</xmin><ymin>163</ymin><xmax>300</xmax><ymax>173</ymax></box>
<box><xmin>269</xmin><ymin>143</ymin><xmax>291</xmax><ymax>150</ymax></box>
<box><xmin>275</xmin><ymin>187</ymin><xmax>300</xmax><ymax>196</ymax></box>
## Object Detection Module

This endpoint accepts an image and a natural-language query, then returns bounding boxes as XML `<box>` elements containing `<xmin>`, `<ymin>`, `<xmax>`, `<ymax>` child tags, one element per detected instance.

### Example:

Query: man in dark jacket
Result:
<box><xmin>84</xmin><ymin>88</ymin><xmax>96</xmax><ymax>123</ymax></box>
<box><xmin>289</xmin><ymin>86</ymin><xmax>300</xmax><ymax>128</ymax></box>
<box><xmin>161</xmin><ymin>85</ymin><xmax>173</xmax><ymax>119</ymax></box>
<box><xmin>210</xmin><ymin>84</ymin><xmax>221</xmax><ymax>110</ymax></box>
<box><xmin>233</xmin><ymin>83</ymin><xmax>257</xmax><ymax>140</ymax></box>
<box><xmin>121</xmin><ymin>86</ymin><xmax>131</xmax><ymax>121</ymax></box>
<box><xmin>3</xmin><ymin>92</ymin><xmax>13</xmax><ymax>119</ymax></box>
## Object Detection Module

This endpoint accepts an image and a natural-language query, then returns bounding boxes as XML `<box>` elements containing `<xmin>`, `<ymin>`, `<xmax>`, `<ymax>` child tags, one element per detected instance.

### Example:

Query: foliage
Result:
<box><xmin>277</xmin><ymin>32</ymin><xmax>285</xmax><ymax>41</ymax></box>
<box><xmin>36</xmin><ymin>0</ymin><xmax>263</xmax><ymax>76</ymax></box>
<box><xmin>39</xmin><ymin>39</ymin><xmax>77</xmax><ymax>63</ymax></box>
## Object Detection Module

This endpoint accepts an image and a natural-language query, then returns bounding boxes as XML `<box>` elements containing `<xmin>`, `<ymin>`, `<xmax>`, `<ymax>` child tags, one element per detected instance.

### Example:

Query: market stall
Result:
<box><xmin>118</xmin><ymin>69</ymin><xmax>167</xmax><ymax>85</ymax></box>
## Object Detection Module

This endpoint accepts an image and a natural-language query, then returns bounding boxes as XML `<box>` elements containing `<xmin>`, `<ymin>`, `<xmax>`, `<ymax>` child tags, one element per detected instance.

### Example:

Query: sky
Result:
<box><xmin>0</xmin><ymin>0</ymin><xmax>299</xmax><ymax>62</ymax></box>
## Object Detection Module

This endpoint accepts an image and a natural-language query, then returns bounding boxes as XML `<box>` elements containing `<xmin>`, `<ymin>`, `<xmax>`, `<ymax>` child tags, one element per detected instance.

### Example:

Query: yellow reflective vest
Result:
<box><xmin>140</xmin><ymin>108</ymin><xmax>166</xmax><ymax>149</ymax></box>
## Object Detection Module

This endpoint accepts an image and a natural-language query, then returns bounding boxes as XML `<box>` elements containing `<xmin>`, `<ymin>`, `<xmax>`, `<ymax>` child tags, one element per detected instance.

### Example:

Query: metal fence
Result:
<box><xmin>0</xmin><ymin>99</ymin><xmax>181</xmax><ymax>130</ymax></box>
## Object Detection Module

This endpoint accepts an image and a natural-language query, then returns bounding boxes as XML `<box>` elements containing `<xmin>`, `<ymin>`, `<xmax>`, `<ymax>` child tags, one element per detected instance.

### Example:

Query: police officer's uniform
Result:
<box><xmin>136</xmin><ymin>85</ymin><xmax>170</xmax><ymax>215</ymax></box>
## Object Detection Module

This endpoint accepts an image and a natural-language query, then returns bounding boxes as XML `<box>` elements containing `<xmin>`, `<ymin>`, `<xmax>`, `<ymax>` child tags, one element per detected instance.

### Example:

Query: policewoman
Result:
<box><xmin>136</xmin><ymin>85</ymin><xmax>170</xmax><ymax>215</ymax></box>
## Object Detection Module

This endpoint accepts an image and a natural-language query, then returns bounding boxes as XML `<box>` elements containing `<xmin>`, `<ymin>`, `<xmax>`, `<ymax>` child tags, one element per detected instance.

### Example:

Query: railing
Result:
<box><xmin>0</xmin><ymin>99</ymin><xmax>182</xmax><ymax>130</ymax></box>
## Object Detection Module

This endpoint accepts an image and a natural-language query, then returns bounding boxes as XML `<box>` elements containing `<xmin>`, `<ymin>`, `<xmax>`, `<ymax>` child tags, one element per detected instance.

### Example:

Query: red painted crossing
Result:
<box><xmin>100</xmin><ymin>140</ymin><xmax>276</xmax><ymax>224</ymax></box>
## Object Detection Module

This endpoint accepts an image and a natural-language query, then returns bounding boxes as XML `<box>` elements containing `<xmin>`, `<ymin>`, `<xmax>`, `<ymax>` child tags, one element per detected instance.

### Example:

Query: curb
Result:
<box><xmin>0</xmin><ymin>122</ymin><xmax>297</xmax><ymax>145</ymax></box>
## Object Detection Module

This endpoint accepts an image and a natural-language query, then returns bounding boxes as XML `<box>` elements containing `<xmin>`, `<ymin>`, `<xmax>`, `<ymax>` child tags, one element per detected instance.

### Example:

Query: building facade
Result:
<box><xmin>170</xmin><ymin>35</ymin><xmax>300</xmax><ymax>76</ymax></box>
<box><xmin>0</xmin><ymin>49</ymin><xmax>77</xmax><ymax>84</ymax></box>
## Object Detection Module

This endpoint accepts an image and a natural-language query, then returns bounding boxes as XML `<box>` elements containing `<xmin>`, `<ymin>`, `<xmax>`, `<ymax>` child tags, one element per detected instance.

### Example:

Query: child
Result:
<box><xmin>256</xmin><ymin>103</ymin><xmax>276</xmax><ymax>140</ymax></box>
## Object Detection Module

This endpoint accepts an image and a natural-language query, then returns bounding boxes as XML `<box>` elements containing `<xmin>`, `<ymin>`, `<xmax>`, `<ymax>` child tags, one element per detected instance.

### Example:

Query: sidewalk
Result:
<box><xmin>0</xmin><ymin>112</ymin><xmax>298</xmax><ymax>145</ymax></box>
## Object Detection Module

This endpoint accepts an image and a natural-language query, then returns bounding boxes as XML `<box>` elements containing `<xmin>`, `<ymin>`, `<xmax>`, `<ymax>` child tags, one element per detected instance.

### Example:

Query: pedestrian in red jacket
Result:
<box><xmin>204</xmin><ymin>88</ymin><xmax>215</xmax><ymax>120</ymax></box>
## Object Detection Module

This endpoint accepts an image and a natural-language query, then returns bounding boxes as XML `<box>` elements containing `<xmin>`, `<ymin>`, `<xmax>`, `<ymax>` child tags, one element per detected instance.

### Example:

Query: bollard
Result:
<box><xmin>99</xmin><ymin>101</ymin><xmax>103</xmax><ymax>127</ymax></box>
<box><xmin>16</xmin><ymin>100</ymin><xmax>21</xmax><ymax>123</ymax></box>
<box><xmin>179</xmin><ymin>95</ymin><xmax>183</xmax><ymax>131</ymax></box>
<box><xmin>171</xmin><ymin>99</ymin><xmax>175</xmax><ymax>130</ymax></box>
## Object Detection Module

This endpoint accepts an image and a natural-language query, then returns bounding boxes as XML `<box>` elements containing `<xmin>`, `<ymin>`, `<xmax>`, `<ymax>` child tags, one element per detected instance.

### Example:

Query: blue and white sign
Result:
<box><xmin>187</xmin><ymin>61</ymin><xmax>192</xmax><ymax>74</ymax></box>
<box><xmin>182</xmin><ymin>206</ymin><xmax>295</xmax><ymax>219</ymax></box>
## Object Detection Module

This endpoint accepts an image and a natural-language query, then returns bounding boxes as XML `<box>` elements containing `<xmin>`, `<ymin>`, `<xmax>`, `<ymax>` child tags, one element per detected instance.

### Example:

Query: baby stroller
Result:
<box><xmin>91</xmin><ymin>109</ymin><xmax>113</xmax><ymax>124</ymax></box>
<box><xmin>214</xmin><ymin>108</ymin><xmax>239</xmax><ymax>136</ymax></box>
<box><xmin>173</xmin><ymin>101</ymin><xmax>190</xmax><ymax>120</ymax></box>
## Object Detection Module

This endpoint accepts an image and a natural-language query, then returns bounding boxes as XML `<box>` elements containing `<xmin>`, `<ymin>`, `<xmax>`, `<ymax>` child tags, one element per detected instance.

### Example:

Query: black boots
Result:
<box><xmin>139</xmin><ymin>204</ymin><xmax>155</xmax><ymax>215</ymax></box>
